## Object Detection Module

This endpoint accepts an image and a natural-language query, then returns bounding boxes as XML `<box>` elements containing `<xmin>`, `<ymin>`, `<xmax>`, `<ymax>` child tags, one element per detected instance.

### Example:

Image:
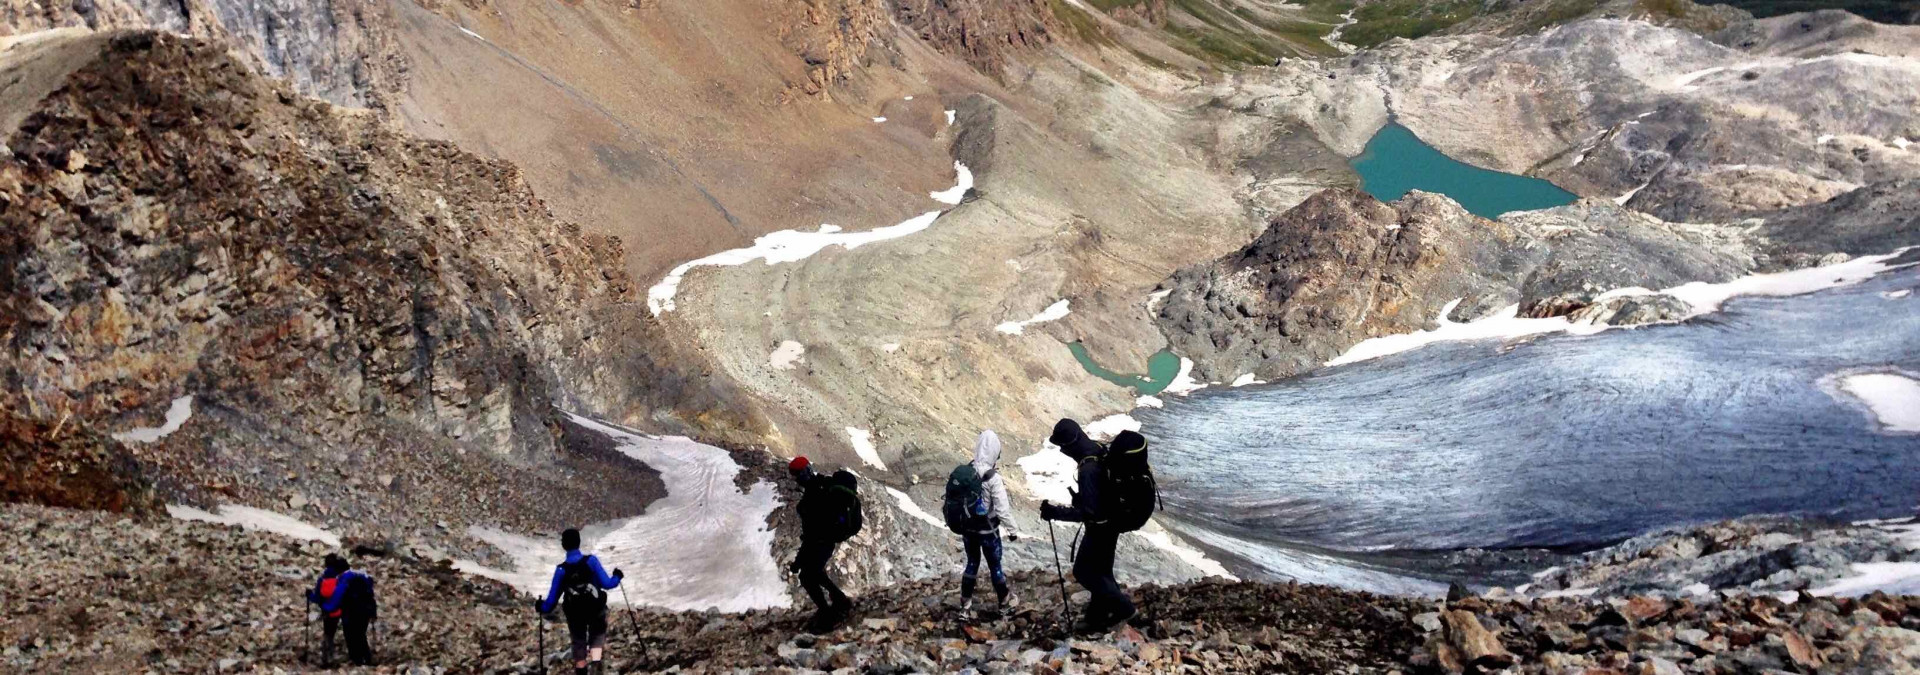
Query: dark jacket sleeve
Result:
<box><xmin>1046</xmin><ymin>459</ymin><xmax>1103</xmax><ymax>523</ymax></box>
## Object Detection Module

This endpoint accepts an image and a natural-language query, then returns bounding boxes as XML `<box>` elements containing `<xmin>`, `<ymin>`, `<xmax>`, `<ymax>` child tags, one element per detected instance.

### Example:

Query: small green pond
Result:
<box><xmin>1351</xmin><ymin>122</ymin><xmax>1577</xmax><ymax>219</ymax></box>
<box><xmin>1068</xmin><ymin>343</ymin><xmax>1182</xmax><ymax>396</ymax></box>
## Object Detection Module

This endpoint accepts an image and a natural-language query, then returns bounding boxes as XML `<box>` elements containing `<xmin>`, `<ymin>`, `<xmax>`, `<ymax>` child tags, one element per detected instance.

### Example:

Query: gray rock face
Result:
<box><xmin>1528</xmin><ymin>515</ymin><xmax>1918</xmax><ymax>598</ymax></box>
<box><xmin>1759</xmin><ymin>178</ymin><xmax>1920</xmax><ymax>267</ymax></box>
<box><xmin>1154</xmin><ymin>188</ymin><xmax>1760</xmax><ymax>380</ymax></box>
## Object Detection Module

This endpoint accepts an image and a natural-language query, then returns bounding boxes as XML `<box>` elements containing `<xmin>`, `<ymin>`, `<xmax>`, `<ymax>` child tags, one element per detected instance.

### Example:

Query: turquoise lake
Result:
<box><xmin>1067</xmin><ymin>343</ymin><xmax>1182</xmax><ymax>396</ymax></box>
<box><xmin>1351</xmin><ymin>123</ymin><xmax>1577</xmax><ymax>219</ymax></box>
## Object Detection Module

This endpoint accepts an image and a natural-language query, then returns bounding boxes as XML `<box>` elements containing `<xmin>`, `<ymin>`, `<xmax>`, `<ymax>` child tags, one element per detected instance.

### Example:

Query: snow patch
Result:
<box><xmin>945</xmin><ymin>110</ymin><xmax>956</xmax><ymax>126</ymax></box>
<box><xmin>1132</xmin><ymin>526</ymin><xmax>1239</xmax><ymax>581</ymax></box>
<box><xmin>167</xmin><ymin>504</ymin><xmax>341</xmax><ymax>547</ymax></box>
<box><xmin>903</xmin><ymin>96</ymin><xmax>913</xmax><ymax>101</ymax></box>
<box><xmin>1884</xmin><ymin>289</ymin><xmax>1912</xmax><ymax>299</ymax></box>
<box><xmin>1230</xmin><ymin>373</ymin><xmax>1266</xmax><ymax>387</ymax></box>
<box><xmin>113</xmin><ymin>396</ymin><xmax>194</xmax><ymax>443</ymax></box>
<box><xmin>1135</xmin><ymin>395</ymin><xmax>1164</xmax><ymax>409</ymax></box>
<box><xmin>1328</xmin><ymin>300</ymin><xmax>1579</xmax><ymax>367</ymax></box>
<box><xmin>881</xmin><ymin>343</ymin><xmax>901</xmax><ymax>353</ymax></box>
<box><xmin>1082</xmin><ymin>414</ymin><xmax>1141</xmax><ymax>441</ymax></box>
<box><xmin>1615</xmin><ymin>182</ymin><xmax>1650</xmax><ymax>206</ymax></box>
<box><xmin>1162</xmin><ymin>358</ymin><xmax>1208</xmax><ymax>396</ymax></box>
<box><xmin>1812</xmin><ymin>562</ymin><xmax>1920</xmax><ymax>597</ymax></box>
<box><xmin>458</xmin><ymin>414</ymin><xmax>788</xmax><ymax>611</ymax></box>
<box><xmin>1662</xmin><ymin>248</ymin><xmax>1913</xmax><ymax>316</ymax></box>
<box><xmin>995</xmin><ymin>299</ymin><xmax>1071</xmax><ymax>335</ymax></box>
<box><xmin>647</xmin><ymin>162</ymin><xmax>973</xmax><ymax>314</ymax></box>
<box><xmin>769</xmin><ymin>340</ymin><xmax>805</xmax><ymax>370</ymax></box>
<box><xmin>1816</xmin><ymin>134</ymin><xmax>1836</xmax><ymax>145</ymax></box>
<box><xmin>928</xmin><ymin>161</ymin><xmax>974</xmax><ymax>205</ymax></box>
<box><xmin>1146</xmin><ymin>288</ymin><xmax>1173</xmax><ymax>315</ymax></box>
<box><xmin>458</xmin><ymin>26</ymin><xmax>487</xmax><ymax>42</ymax></box>
<box><xmin>1822</xmin><ymin>371</ymin><xmax>1920</xmax><ymax>433</ymax></box>
<box><xmin>886</xmin><ymin>487</ymin><xmax>948</xmax><ymax>530</ymax></box>
<box><xmin>1894</xmin><ymin>137</ymin><xmax>1912</xmax><ymax>151</ymax></box>
<box><xmin>1017</xmin><ymin>449</ymin><xmax>1080</xmax><ymax>505</ymax></box>
<box><xmin>1321</xmin><ymin>9</ymin><xmax>1359</xmax><ymax>55</ymax></box>
<box><xmin>872</xmin><ymin>116</ymin><xmax>887</xmax><ymax>123</ymax></box>
<box><xmin>846</xmin><ymin>427</ymin><xmax>887</xmax><ymax>470</ymax></box>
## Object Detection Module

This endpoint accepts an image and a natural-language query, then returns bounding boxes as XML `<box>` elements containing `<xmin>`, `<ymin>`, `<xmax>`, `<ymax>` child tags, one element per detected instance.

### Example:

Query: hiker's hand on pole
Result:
<box><xmin>613</xmin><ymin>568</ymin><xmax>625</xmax><ymax>580</ymax></box>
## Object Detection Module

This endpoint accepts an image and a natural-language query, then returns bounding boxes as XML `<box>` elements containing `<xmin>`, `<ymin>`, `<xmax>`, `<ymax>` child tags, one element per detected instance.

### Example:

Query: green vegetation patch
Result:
<box><xmin>1341</xmin><ymin>0</ymin><xmax>1479</xmax><ymax>47</ymax></box>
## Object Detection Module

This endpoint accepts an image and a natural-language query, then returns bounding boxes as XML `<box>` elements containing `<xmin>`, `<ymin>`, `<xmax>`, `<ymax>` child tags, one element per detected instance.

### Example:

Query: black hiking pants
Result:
<box><xmin>795</xmin><ymin>539</ymin><xmax>849</xmax><ymax>613</ymax></box>
<box><xmin>342</xmin><ymin>612</ymin><xmax>373</xmax><ymax>665</ymax></box>
<box><xmin>1072</xmin><ymin>526</ymin><xmax>1133</xmax><ymax>623</ymax></box>
<box><xmin>320</xmin><ymin>615</ymin><xmax>339</xmax><ymax>665</ymax></box>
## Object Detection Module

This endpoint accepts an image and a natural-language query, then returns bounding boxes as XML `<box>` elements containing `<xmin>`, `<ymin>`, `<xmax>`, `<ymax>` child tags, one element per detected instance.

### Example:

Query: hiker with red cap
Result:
<box><xmin>787</xmin><ymin>456</ymin><xmax>863</xmax><ymax>633</ymax></box>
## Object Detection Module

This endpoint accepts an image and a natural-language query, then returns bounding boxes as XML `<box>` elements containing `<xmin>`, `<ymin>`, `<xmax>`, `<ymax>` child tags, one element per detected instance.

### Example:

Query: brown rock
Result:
<box><xmin>1783</xmin><ymin>630</ymin><xmax>1826</xmax><ymax>669</ymax></box>
<box><xmin>1442</xmin><ymin>610</ymin><xmax>1514</xmax><ymax>669</ymax></box>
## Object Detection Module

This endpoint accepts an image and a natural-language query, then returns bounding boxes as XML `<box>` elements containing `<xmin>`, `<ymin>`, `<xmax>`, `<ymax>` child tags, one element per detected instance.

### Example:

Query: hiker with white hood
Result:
<box><xmin>942</xmin><ymin>429</ymin><xmax>1021</xmax><ymax>615</ymax></box>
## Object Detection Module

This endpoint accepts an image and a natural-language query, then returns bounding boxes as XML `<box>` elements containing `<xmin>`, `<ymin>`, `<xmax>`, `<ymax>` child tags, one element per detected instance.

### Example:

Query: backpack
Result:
<box><xmin>1094</xmin><ymin>431</ymin><xmax>1156</xmax><ymax>532</ymax></box>
<box><xmin>941</xmin><ymin>464</ymin><xmax>996</xmax><ymax>534</ymax></box>
<box><xmin>318</xmin><ymin>577</ymin><xmax>342</xmax><ymax>618</ymax></box>
<box><xmin>806</xmin><ymin>469</ymin><xmax>863</xmax><ymax>543</ymax></box>
<box><xmin>558</xmin><ymin>557</ymin><xmax>608</xmax><ymax>617</ymax></box>
<box><xmin>343</xmin><ymin>573</ymin><xmax>377</xmax><ymax>619</ymax></box>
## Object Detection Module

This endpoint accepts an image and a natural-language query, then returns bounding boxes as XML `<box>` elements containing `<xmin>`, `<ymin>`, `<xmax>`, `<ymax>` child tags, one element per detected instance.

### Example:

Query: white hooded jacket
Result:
<box><xmin>971</xmin><ymin>430</ymin><xmax>1015</xmax><ymax>535</ymax></box>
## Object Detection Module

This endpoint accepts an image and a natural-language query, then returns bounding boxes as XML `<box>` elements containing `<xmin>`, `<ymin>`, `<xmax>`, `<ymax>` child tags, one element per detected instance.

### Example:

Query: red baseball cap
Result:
<box><xmin>788</xmin><ymin>456</ymin><xmax>811</xmax><ymax>472</ymax></box>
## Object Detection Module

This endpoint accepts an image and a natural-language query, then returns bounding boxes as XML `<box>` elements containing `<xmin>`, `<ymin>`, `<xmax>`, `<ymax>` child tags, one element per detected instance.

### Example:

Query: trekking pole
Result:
<box><xmin>301</xmin><ymin>598</ymin><xmax>312</xmax><ymax>665</ymax></box>
<box><xmin>536</xmin><ymin>612</ymin><xmax>546</xmax><ymax>675</ymax></box>
<box><xmin>1047</xmin><ymin>520</ymin><xmax>1072</xmax><ymax>635</ymax></box>
<box><xmin>618</xmin><ymin>584</ymin><xmax>649</xmax><ymax>664</ymax></box>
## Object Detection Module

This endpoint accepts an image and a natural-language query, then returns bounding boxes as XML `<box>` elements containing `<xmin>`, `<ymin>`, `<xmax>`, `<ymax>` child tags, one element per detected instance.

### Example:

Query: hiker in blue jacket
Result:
<box><xmin>533</xmin><ymin>529</ymin><xmax>624</xmax><ymax>675</ymax></box>
<box><xmin>306</xmin><ymin>553</ymin><xmax>377</xmax><ymax>666</ymax></box>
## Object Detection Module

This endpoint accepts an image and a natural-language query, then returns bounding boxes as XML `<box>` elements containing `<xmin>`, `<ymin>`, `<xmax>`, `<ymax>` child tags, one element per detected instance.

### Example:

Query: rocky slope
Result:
<box><xmin>0</xmin><ymin>30</ymin><xmax>751</xmax><ymax>556</ymax></box>
<box><xmin>5</xmin><ymin>502</ymin><xmax>1917</xmax><ymax>674</ymax></box>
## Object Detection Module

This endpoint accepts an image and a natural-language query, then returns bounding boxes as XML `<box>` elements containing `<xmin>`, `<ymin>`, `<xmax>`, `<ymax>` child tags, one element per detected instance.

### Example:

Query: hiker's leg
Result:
<box><xmin>822</xmin><ymin>542</ymin><xmax>850</xmax><ymax>610</ymax></box>
<box><xmin>586</xmin><ymin>612</ymin><xmax>607</xmax><ymax>662</ymax></box>
<box><xmin>1081</xmin><ymin>528</ymin><xmax>1132</xmax><ymax>622</ymax></box>
<box><xmin>1070</xmin><ymin>531</ymin><xmax>1107</xmax><ymax>618</ymax></box>
<box><xmin>568</xmin><ymin>613</ymin><xmax>592</xmax><ymax>672</ymax></box>
<box><xmin>961</xmin><ymin>533</ymin><xmax>983</xmax><ymax>599</ymax></box>
<box><xmin>983</xmin><ymin>531</ymin><xmax>1009</xmax><ymax>599</ymax></box>
<box><xmin>321</xmin><ymin>615</ymin><xmax>339</xmax><ymax>665</ymax></box>
<box><xmin>796</xmin><ymin>540</ymin><xmax>834</xmax><ymax>611</ymax></box>
<box><xmin>343</xmin><ymin>613</ymin><xmax>372</xmax><ymax>665</ymax></box>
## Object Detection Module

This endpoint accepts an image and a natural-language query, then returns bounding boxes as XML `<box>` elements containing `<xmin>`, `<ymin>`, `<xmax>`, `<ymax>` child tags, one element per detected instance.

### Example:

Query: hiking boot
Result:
<box><xmin>1073</xmin><ymin>604</ymin><xmax>1137</xmax><ymax>635</ymax></box>
<box><xmin>803</xmin><ymin>611</ymin><xmax>838</xmax><ymax>635</ymax></box>
<box><xmin>999</xmin><ymin>593</ymin><xmax>1019</xmax><ymax>612</ymax></box>
<box><xmin>959</xmin><ymin>598</ymin><xmax>974</xmax><ymax>617</ymax></box>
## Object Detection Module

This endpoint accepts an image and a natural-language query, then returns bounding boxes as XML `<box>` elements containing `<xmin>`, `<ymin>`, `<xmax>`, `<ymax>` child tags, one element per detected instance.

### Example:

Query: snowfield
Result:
<box><xmin>1821</xmin><ymin>371</ymin><xmax>1920</xmax><ymax>434</ymax></box>
<box><xmin>113</xmin><ymin>395</ymin><xmax>195</xmax><ymax>443</ymax></box>
<box><xmin>458</xmin><ymin>414</ymin><xmax>788</xmax><ymax>612</ymax></box>
<box><xmin>647</xmin><ymin>162</ymin><xmax>974</xmax><ymax>314</ymax></box>
<box><xmin>167</xmin><ymin>504</ymin><xmax>341</xmax><ymax>547</ymax></box>
<box><xmin>769</xmin><ymin>340</ymin><xmax>805</xmax><ymax>370</ymax></box>
<box><xmin>994</xmin><ymin>299</ymin><xmax>1070</xmax><ymax>335</ymax></box>
<box><xmin>846</xmin><ymin>427</ymin><xmax>887</xmax><ymax>470</ymax></box>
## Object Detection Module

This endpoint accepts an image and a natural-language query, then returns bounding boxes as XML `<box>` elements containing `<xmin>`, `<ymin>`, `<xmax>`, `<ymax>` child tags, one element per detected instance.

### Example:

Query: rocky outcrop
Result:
<box><xmin>0</xmin><ymin>31</ymin><xmax>755</xmax><ymax>550</ymax></box>
<box><xmin>0</xmin><ymin>0</ymin><xmax>406</xmax><ymax>110</ymax></box>
<box><xmin>1152</xmin><ymin>189</ymin><xmax>1757</xmax><ymax>380</ymax></box>
<box><xmin>0</xmin><ymin>412</ymin><xmax>160</xmax><ymax>515</ymax></box>
<box><xmin>779</xmin><ymin>0</ymin><xmax>889</xmax><ymax>101</ymax></box>
<box><xmin>892</xmin><ymin>0</ymin><xmax>1060</xmax><ymax>77</ymax></box>
<box><xmin>1757</xmin><ymin>178</ymin><xmax>1920</xmax><ymax>266</ymax></box>
<box><xmin>1527</xmin><ymin>515</ymin><xmax>1919</xmax><ymax>598</ymax></box>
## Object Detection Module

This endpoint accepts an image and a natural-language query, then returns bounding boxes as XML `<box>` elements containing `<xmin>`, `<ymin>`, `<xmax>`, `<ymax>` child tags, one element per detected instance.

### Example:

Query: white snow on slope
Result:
<box><xmin>945</xmin><ymin>110</ymin><xmax>956</xmax><ymax>126</ymax></box>
<box><xmin>1812</xmin><ymin>520</ymin><xmax>1920</xmax><ymax>597</ymax></box>
<box><xmin>928</xmin><ymin>161</ymin><xmax>974</xmax><ymax>205</ymax></box>
<box><xmin>1082</xmin><ymin>413</ymin><xmax>1141</xmax><ymax>440</ymax></box>
<box><xmin>846</xmin><ymin>427</ymin><xmax>887</xmax><ymax>470</ymax></box>
<box><xmin>1330</xmin><ymin>249</ymin><xmax>1918</xmax><ymax>367</ymax></box>
<box><xmin>1816</xmin><ymin>134</ymin><xmax>1836</xmax><ymax>145</ymax></box>
<box><xmin>458</xmin><ymin>27</ymin><xmax>487</xmax><ymax>42</ymax></box>
<box><xmin>1132</xmin><ymin>527</ymin><xmax>1238</xmax><ymax>581</ymax></box>
<box><xmin>1895</xmin><ymin>137</ymin><xmax>1913</xmax><ymax>151</ymax></box>
<box><xmin>113</xmin><ymin>396</ymin><xmax>194</xmax><ymax>443</ymax></box>
<box><xmin>769</xmin><ymin>340</ymin><xmax>805</xmax><ymax>370</ymax></box>
<box><xmin>995</xmin><ymin>299</ymin><xmax>1071</xmax><ymax>335</ymax></box>
<box><xmin>1017</xmin><ymin>450</ymin><xmax>1079</xmax><ymax>505</ymax></box>
<box><xmin>1321</xmin><ymin>8</ymin><xmax>1359</xmax><ymax>55</ymax></box>
<box><xmin>1230</xmin><ymin>373</ymin><xmax>1266</xmax><ymax>387</ymax></box>
<box><xmin>1823</xmin><ymin>372</ymin><xmax>1920</xmax><ymax>433</ymax></box>
<box><xmin>1615</xmin><ymin>182</ymin><xmax>1650</xmax><ymax>206</ymax></box>
<box><xmin>1135</xmin><ymin>395</ymin><xmax>1164</xmax><ymax>409</ymax></box>
<box><xmin>886</xmin><ymin>487</ymin><xmax>948</xmax><ymax>530</ymax></box>
<box><xmin>1162</xmin><ymin>357</ymin><xmax>1208</xmax><ymax>396</ymax></box>
<box><xmin>459</xmin><ymin>414</ymin><xmax>787</xmax><ymax>612</ymax></box>
<box><xmin>647</xmin><ymin>162</ymin><xmax>973</xmax><ymax>314</ymax></box>
<box><xmin>873</xmin><ymin>117</ymin><xmax>887</xmax><ymax>123</ymax></box>
<box><xmin>168</xmin><ymin>504</ymin><xmax>341</xmax><ymax>547</ymax></box>
<box><xmin>1885</xmin><ymin>289</ymin><xmax>1912</xmax><ymax>299</ymax></box>
<box><xmin>1146</xmin><ymin>288</ymin><xmax>1173</xmax><ymax>315</ymax></box>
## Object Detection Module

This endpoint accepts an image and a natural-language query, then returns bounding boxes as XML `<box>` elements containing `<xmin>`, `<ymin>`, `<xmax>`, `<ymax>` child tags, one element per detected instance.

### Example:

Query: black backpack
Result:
<box><xmin>1095</xmin><ymin>430</ymin><xmax>1156</xmax><ymax>532</ymax></box>
<box><xmin>343</xmin><ymin>573</ymin><xmax>378</xmax><ymax>619</ymax></box>
<box><xmin>558</xmin><ymin>557</ymin><xmax>608</xmax><ymax>617</ymax></box>
<box><xmin>941</xmin><ymin>464</ymin><xmax>995</xmax><ymax>534</ymax></box>
<box><xmin>806</xmin><ymin>469</ymin><xmax>863</xmax><ymax>543</ymax></box>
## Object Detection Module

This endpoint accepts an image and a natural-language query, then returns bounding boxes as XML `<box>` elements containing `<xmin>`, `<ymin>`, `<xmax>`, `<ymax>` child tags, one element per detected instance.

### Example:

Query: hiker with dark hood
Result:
<box><xmin>534</xmin><ymin>528</ymin><xmax>624</xmax><ymax>675</ymax></box>
<box><xmin>943</xmin><ymin>429</ymin><xmax>1020</xmax><ymax>615</ymax></box>
<box><xmin>789</xmin><ymin>456</ymin><xmax>862</xmax><ymax>633</ymax></box>
<box><xmin>1040</xmin><ymin>419</ymin><xmax>1151</xmax><ymax>634</ymax></box>
<box><xmin>306</xmin><ymin>553</ymin><xmax>378</xmax><ymax>666</ymax></box>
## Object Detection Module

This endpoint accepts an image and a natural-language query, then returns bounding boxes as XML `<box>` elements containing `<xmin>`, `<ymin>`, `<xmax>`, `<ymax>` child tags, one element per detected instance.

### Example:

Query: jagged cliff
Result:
<box><xmin>0</xmin><ymin>29</ymin><xmax>754</xmax><ymax>553</ymax></box>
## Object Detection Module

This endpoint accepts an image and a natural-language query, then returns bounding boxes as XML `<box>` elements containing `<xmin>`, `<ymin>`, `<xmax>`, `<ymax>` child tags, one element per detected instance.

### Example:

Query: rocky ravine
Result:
<box><xmin>0</xmin><ymin>30</ymin><xmax>753</xmax><ymax>559</ymax></box>
<box><xmin>5</xmin><ymin>501</ymin><xmax>1917</xmax><ymax>673</ymax></box>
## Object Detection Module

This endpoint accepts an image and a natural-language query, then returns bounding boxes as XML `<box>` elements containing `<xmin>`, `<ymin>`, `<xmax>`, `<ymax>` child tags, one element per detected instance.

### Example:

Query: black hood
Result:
<box><xmin>1049</xmin><ymin>418</ymin><xmax>1103</xmax><ymax>460</ymax></box>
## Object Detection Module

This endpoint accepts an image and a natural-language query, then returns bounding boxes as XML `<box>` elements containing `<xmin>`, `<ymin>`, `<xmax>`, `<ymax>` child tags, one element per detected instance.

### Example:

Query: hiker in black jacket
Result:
<box><xmin>789</xmin><ymin>456</ymin><xmax>859</xmax><ymax>633</ymax></box>
<box><xmin>306</xmin><ymin>553</ymin><xmax>378</xmax><ymax>666</ymax></box>
<box><xmin>1039</xmin><ymin>418</ymin><xmax>1137</xmax><ymax>633</ymax></box>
